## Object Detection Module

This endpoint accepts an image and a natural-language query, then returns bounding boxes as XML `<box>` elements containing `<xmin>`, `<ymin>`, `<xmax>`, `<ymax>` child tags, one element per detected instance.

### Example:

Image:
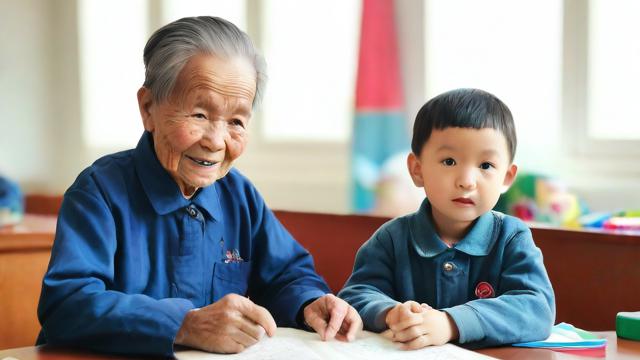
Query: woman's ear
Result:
<box><xmin>407</xmin><ymin>153</ymin><xmax>425</xmax><ymax>187</ymax></box>
<box><xmin>137</xmin><ymin>87</ymin><xmax>155</xmax><ymax>132</ymax></box>
<box><xmin>501</xmin><ymin>163</ymin><xmax>518</xmax><ymax>193</ymax></box>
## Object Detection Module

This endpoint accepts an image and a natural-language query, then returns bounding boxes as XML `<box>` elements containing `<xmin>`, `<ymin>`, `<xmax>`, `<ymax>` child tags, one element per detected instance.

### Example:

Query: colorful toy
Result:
<box><xmin>494</xmin><ymin>172</ymin><xmax>585</xmax><ymax>227</ymax></box>
<box><xmin>0</xmin><ymin>175</ymin><xmax>24</xmax><ymax>226</ymax></box>
<box><xmin>617</xmin><ymin>312</ymin><xmax>640</xmax><ymax>341</ymax></box>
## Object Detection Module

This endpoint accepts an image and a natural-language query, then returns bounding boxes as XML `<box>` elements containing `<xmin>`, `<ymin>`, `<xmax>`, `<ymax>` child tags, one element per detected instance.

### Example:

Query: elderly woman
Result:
<box><xmin>37</xmin><ymin>16</ymin><xmax>361</xmax><ymax>356</ymax></box>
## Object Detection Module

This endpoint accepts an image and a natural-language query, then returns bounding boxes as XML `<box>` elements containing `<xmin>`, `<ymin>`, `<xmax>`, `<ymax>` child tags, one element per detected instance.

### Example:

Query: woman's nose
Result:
<box><xmin>201</xmin><ymin>122</ymin><xmax>226</xmax><ymax>151</ymax></box>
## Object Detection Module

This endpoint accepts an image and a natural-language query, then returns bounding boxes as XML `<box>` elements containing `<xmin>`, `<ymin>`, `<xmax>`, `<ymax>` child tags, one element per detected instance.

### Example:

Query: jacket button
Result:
<box><xmin>443</xmin><ymin>262</ymin><xmax>454</xmax><ymax>272</ymax></box>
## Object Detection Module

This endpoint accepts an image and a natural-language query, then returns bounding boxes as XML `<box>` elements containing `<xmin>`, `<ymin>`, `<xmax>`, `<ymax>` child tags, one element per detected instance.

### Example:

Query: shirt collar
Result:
<box><xmin>409</xmin><ymin>198</ymin><xmax>497</xmax><ymax>258</ymax></box>
<box><xmin>133</xmin><ymin>132</ymin><xmax>223</xmax><ymax>221</ymax></box>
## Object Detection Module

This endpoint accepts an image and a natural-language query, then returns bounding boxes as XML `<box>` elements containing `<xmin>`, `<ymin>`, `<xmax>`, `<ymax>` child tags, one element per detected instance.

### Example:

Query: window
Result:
<box><xmin>161</xmin><ymin>0</ymin><xmax>246</xmax><ymax>30</ymax></box>
<box><xmin>260</xmin><ymin>0</ymin><xmax>360</xmax><ymax>142</ymax></box>
<box><xmin>564</xmin><ymin>0</ymin><xmax>640</xmax><ymax>157</ymax></box>
<box><xmin>587</xmin><ymin>0</ymin><xmax>640</xmax><ymax>141</ymax></box>
<box><xmin>556</xmin><ymin>0</ymin><xmax>640</xmax><ymax>211</ymax></box>
<box><xmin>424</xmin><ymin>0</ymin><xmax>563</xmax><ymax>173</ymax></box>
<box><xmin>76</xmin><ymin>1</ymin><xmax>360</xmax><ymax>212</ymax></box>
<box><xmin>422</xmin><ymin>0</ymin><xmax>640</xmax><ymax>212</ymax></box>
<box><xmin>79</xmin><ymin>0</ymin><xmax>247</xmax><ymax>152</ymax></box>
<box><xmin>78</xmin><ymin>0</ymin><xmax>148</xmax><ymax>149</ymax></box>
<box><xmin>74</xmin><ymin>1</ymin><xmax>640</xmax><ymax>213</ymax></box>
<box><xmin>79</xmin><ymin>0</ymin><xmax>359</xmax><ymax>146</ymax></box>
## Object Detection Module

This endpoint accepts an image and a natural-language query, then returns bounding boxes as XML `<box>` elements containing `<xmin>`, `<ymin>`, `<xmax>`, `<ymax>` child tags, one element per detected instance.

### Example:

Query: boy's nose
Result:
<box><xmin>456</xmin><ymin>171</ymin><xmax>477</xmax><ymax>190</ymax></box>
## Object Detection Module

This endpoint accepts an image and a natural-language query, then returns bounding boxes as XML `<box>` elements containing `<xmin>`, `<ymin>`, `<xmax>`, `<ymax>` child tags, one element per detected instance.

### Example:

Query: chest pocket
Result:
<box><xmin>212</xmin><ymin>261</ymin><xmax>252</xmax><ymax>302</ymax></box>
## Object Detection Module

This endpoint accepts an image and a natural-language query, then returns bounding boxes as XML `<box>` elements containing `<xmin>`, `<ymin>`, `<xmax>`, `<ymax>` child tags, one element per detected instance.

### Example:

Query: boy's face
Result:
<box><xmin>408</xmin><ymin>127</ymin><xmax>517</xmax><ymax>231</ymax></box>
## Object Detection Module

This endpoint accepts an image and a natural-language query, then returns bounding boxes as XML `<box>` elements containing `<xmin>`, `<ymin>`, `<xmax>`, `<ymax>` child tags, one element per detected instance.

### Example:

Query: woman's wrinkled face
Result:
<box><xmin>138</xmin><ymin>54</ymin><xmax>256</xmax><ymax>198</ymax></box>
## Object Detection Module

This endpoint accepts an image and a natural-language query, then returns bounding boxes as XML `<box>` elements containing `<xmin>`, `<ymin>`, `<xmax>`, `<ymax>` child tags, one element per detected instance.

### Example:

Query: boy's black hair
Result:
<box><xmin>411</xmin><ymin>88</ymin><xmax>517</xmax><ymax>162</ymax></box>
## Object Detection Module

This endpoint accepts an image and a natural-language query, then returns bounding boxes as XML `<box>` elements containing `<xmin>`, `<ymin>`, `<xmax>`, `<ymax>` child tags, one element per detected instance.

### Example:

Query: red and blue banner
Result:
<box><xmin>352</xmin><ymin>0</ymin><xmax>408</xmax><ymax>212</ymax></box>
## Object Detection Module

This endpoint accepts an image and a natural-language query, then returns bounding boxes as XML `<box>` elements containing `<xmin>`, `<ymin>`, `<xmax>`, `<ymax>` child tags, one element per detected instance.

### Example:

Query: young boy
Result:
<box><xmin>338</xmin><ymin>88</ymin><xmax>555</xmax><ymax>349</ymax></box>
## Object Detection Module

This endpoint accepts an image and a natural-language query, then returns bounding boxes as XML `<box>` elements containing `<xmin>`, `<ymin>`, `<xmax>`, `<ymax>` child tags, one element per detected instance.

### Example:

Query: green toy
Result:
<box><xmin>494</xmin><ymin>172</ymin><xmax>583</xmax><ymax>227</ymax></box>
<box><xmin>616</xmin><ymin>312</ymin><xmax>640</xmax><ymax>341</ymax></box>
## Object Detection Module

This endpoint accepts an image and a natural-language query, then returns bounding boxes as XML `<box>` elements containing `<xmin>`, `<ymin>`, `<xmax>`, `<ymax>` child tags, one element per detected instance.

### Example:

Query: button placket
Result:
<box><xmin>187</xmin><ymin>206</ymin><xmax>198</xmax><ymax>218</ymax></box>
<box><xmin>186</xmin><ymin>205</ymin><xmax>206</xmax><ymax>222</ymax></box>
<box><xmin>443</xmin><ymin>262</ymin><xmax>455</xmax><ymax>272</ymax></box>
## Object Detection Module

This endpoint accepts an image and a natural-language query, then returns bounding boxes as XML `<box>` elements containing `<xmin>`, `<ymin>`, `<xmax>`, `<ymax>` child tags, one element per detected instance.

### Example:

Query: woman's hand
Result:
<box><xmin>303</xmin><ymin>294</ymin><xmax>363</xmax><ymax>342</ymax></box>
<box><xmin>175</xmin><ymin>294</ymin><xmax>276</xmax><ymax>353</ymax></box>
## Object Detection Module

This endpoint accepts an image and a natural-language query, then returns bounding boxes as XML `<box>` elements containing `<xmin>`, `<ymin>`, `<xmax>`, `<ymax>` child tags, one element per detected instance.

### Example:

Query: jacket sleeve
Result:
<box><xmin>37</xmin><ymin>187</ymin><xmax>194</xmax><ymax>356</ymax></box>
<box><xmin>443</xmin><ymin>228</ymin><xmax>556</xmax><ymax>347</ymax></box>
<box><xmin>337</xmin><ymin>228</ymin><xmax>399</xmax><ymax>332</ymax></box>
<box><xmin>246</xmin><ymin>195</ymin><xmax>329</xmax><ymax>327</ymax></box>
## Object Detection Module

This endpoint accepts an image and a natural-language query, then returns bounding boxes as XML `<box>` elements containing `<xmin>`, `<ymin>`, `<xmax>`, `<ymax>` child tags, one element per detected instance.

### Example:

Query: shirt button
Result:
<box><xmin>187</xmin><ymin>207</ymin><xmax>197</xmax><ymax>218</ymax></box>
<box><xmin>443</xmin><ymin>262</ymin><xmax>454</xmax><ymax>272</ymax></box>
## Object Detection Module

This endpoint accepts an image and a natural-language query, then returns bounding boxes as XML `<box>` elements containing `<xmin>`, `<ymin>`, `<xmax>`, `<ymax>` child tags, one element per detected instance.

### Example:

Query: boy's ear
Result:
<box><xmin>501</xmin><ymin>163</ymin><xmax>518</xmax><ymax>193</ymax></box>
<box><xmin>137</xmin><ymin>87</ymin><xmax>155</xmax><ymax>132</ymax></box>
<box><xmin>407</xmin><ymin>153</ymin><xmax>425</xmax><ymax>187</ymax></box>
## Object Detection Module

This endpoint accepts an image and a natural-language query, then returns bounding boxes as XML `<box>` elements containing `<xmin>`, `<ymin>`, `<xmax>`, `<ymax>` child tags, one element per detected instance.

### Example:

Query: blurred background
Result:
<box><xmin>1</xmin><ymin>0</ymin><xmax>639</xmax><ymax>223</ymax></box>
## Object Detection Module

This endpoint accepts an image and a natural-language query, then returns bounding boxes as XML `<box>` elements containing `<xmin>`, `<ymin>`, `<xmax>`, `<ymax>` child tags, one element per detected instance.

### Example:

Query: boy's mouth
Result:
<box><xmin>452</xmin><ymin>197</ymin><xmax>475</xmax><ymax>205</ymax></box>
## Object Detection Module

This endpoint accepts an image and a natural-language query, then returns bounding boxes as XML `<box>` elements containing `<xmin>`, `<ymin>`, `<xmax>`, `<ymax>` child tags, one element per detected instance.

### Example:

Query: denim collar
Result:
<box><xmin>133</xmin><ymin>131</ymin><xmax>223</xmax><ymax>221</ymax></box>
<box><xmin>409</xmin><ymin>198</ymin><xmax>497</xmax><ymax>258</ymax></box>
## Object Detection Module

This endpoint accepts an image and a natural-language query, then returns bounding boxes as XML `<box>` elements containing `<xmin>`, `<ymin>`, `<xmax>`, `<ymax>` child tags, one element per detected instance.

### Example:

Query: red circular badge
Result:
<box><xmin>475</xmin><ymin>282</ymin><xmax>494</xmax><ymax>299</ymax></box>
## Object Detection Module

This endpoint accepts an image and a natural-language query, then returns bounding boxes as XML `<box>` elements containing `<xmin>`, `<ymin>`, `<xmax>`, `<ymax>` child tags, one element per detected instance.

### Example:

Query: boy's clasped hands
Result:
<box><xmin>382</xmin><ymin>301</ymin><xmax>459</xmax><ymax>350</ymax></box>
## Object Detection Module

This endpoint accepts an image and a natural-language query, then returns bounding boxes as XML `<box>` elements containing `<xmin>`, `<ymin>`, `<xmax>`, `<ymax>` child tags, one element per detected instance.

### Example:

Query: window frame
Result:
<box><xmin>563</xmin><ymin>0</ymin><xmax>640</xmax><ymax>160</ymax></box>
<box><xmin>230</xmin><ymin>0</ymin><xmax>352</xmax><ymax>213</ymax></box>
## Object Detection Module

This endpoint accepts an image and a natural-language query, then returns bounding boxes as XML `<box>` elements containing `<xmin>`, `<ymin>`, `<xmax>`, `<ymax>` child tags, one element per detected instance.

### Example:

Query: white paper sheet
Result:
<box><xmin>175</xmin><ymin>328</ymin><xmax>496</xmax><ymax>360</ymax></box>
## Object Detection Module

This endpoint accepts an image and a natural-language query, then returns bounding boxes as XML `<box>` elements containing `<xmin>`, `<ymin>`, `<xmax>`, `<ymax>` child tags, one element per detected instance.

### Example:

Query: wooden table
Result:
<box><xmin>477</xmin><ymin>332</ymin><xmax>640</xmax><ymax>359</ymax></box>
<box><xmin>0</xmin><ymin>214</ymin><xmax>57</xmax><ymax>349</ymax></box>
<box><xmin>0</xmin><ymin>332</ymin><xmax>638</xmax><ymax>359</ymax></box>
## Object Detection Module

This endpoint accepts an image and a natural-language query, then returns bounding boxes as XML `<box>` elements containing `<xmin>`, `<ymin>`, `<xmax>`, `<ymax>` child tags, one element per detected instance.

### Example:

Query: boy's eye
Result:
<box><xmin>480</xmin><ymin>162</ymin><xmax>494</xmax><ymax>170</ymax></box>
<box><xmin>442</xmin><ymin>158</ymin><xmax>456</xmax><ymax>166</ymax></box>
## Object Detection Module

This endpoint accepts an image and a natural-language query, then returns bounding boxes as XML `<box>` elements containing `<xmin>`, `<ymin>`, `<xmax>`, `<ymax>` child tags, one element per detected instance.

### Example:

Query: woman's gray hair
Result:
<box><xmin>143</xmin><ymin>16</ymin><xmax>267</xmax><ymax>108</ymax></box>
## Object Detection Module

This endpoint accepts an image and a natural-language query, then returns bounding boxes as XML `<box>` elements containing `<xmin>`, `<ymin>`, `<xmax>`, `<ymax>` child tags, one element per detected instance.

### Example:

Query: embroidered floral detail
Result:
<box><xmin>224</xmin><ymin>249</ymin><xmax>244</xmax><ymax>263</ymax></box>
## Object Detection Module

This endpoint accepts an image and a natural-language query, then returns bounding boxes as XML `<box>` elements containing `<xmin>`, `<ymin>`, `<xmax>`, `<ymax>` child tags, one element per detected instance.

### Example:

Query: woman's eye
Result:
<box><xmin>442</xmin><ymin>158</ymin><xmax>456</xmax><ymax>166</ymax></box>
<box><xmin>480</xmin><ymin>162</ymin><xmax>494</xmax><ymax>170</ymax></box>
<box><xmin>192</xmin><ymin>113</ymin><xmax>207</xmax><ymax>120</ymax></box>
<box><xmin>230</xmin><ymin>119</ymin><xmax>245</xmax><ymax>128</ymax></box>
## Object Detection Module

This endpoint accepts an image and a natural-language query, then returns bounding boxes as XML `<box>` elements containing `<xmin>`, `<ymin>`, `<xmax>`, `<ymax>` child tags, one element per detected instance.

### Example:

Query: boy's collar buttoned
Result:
<box><xmin>409</xmin><ymin>198</ymin><xmax>497</xmax><ymax>257</ymax></box>
<box><xmin>409</xmin><ymin>199</ymin><xmax>449</xmax><ymax>258</ymax></box>
<box><xmin>454</xmin><ymin>211</ymin><xmax>497</xmax><ymax>256</ymax></box>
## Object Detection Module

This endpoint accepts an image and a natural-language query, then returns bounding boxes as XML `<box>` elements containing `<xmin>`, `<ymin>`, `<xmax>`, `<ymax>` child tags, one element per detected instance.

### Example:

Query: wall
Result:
<box><xmin>0</xmin><ymin>0</ymin><xmax>55</xmax><ymax>190</ymax></box>
<box><xmin>0</xmin><ymin>0</ymin><xmax>85</xmax><ymax>194</ymax></box>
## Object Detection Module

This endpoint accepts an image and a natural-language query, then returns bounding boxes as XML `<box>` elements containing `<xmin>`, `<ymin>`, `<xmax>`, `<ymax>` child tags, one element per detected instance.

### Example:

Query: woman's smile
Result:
<box><xmin>185</xmin><ymin>155</ymin><xmax>218</xmax><ymax>167</ymax></box>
